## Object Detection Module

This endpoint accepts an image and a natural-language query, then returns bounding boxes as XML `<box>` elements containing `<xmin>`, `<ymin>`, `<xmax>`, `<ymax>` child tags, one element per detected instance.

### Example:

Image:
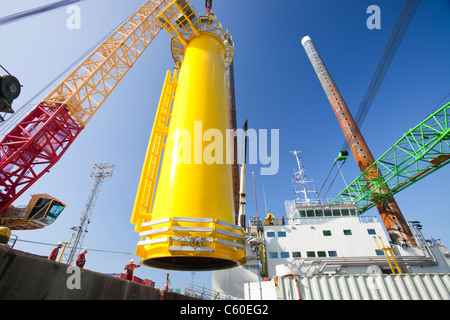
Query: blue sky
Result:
<box><xmin>0</xmin><ymin>0</ymin><xmax>449</xmax><ymax>291</ymax></box>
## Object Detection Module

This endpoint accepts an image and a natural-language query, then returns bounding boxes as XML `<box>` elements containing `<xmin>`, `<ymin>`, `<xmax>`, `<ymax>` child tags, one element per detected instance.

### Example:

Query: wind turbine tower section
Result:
<box><xmin>131</xmin><ymin>0</ymin><xmax>245</xmax><ymax>271</ymax></box>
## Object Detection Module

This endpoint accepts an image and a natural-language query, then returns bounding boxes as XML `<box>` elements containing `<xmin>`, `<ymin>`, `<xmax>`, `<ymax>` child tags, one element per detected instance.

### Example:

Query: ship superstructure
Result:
<box><xmin>212</xmin><ymin>151</ymin><xmax>450</xmax><ymax>300</ymax></box>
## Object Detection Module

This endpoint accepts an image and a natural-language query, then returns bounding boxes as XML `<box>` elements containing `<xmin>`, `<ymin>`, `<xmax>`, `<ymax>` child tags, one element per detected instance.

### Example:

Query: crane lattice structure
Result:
<box><xmin>65</xmin><ymin>163</ymin><xmax>114</xmax><ymax>265</ymax></box>
<box><xmin>331</xmin><ymin>101</ymin><xmax>450</xmax><ymax>214</ymax></box>
<box><xmin>0</xmin><ymin>0</ymin><xmax>170</xmax><ymax>213</ymax></box>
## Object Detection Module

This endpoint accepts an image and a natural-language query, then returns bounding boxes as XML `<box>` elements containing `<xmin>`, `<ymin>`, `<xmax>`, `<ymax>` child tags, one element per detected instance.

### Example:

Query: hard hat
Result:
<box><xmin>57</xmin><ymin>242</ymin><xmax>64</xmax><ymax>246</ymax></box>
<box><xmin>130</xmin><ymin>259</ymin><xmax>134</xmax><ymax>263</ymax></box>
<box><xmin>84</xmin><ymin>248</ymin><xmax>88</xmax><ymax>252</ymax></box>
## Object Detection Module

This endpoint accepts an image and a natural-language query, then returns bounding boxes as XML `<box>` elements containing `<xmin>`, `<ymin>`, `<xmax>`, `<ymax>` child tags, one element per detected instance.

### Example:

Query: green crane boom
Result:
<box><xmin>331</xmin><ymin>101</ymin><xmax>450</xmax><ymax>214</ymax></box>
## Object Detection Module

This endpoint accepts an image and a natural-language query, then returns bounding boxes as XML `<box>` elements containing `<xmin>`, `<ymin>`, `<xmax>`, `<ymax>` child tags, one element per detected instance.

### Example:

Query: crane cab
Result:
<box><xmin>0</xmin><ymin>194</ymin><xmax>66</xmax><ymax>230</ymax></box>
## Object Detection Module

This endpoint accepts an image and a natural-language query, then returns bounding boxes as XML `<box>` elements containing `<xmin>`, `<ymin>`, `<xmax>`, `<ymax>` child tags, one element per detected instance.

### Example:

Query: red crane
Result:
<box><xmin>0</xmin><ymin>0</ymin><xmax>172</xmax><ymax>213</ymax></box>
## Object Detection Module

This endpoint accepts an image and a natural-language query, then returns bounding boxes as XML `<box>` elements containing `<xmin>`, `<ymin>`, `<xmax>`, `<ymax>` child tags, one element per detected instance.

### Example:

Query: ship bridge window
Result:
<box><xmin>306</xmin><ymin>251</ymin><xmax>316</xmax><ymax>258</ymax></box>
<box><xmin>278</xmin><ymin>231</ymin><xmax>287</xmax><ymax>237</ymax></box>
<box><xmin>280</xmin><ymin>252</ymin><xmax>290</xmax><ymax>258</ymax></box>
<box><xmin>328</xmin><ymin>251</ymin><xmax>338</xmax><ymax>257</ymax></box>
<box><xmin>299</xmin><ymin>210</ymin><xmax>306</xmax><ymax>218</ymax></box>
<box><xmin>315</xmin><ymin>209</ymin><xmax>323</xmax><ymax>217</ymax></box>
<box><xmin>293</xmin><ymin>252</ymin><xmax>301</xmax><ymax>258</ymax></box>
<box><xmin>341</xmin><ymin>209</ymin><xmax>349</xmax><ymax>216</ymax></box>
<box><xmin>367</xmin><ymin>229</ymin><xmax>377</xmax><ymax>235</ymax></box>
<box><xmin>375</xmin><ymin>250</ymin><xmax>384</xmax><ymax>256</ymax></box>
<box><xmin>324</xmin><ymin>209</ymin><xmax>332</xmax><ymax>217</ymax></box>
<box><xmin>317</xmin><ymin>251</ymin><xmax>327</xmax><ymax>257</ymax></box>
<box><xmin>350</xmin><ymin>209</ymin><xmax>357</xmax><ymax>216</ymax></box>
<box><xmin>267</xmin><ymin>231</ymin><xmax>275</xmax><ymax>238</ymax></box>
<box><xmin>343</xmin><ymin>229</ymin><xmax>352</xmax><ymax>236</ymax></box>
<box><xmin>269</xmin><ymin>252</ymin><xmax>278</xmax><ymax>259</ymax></box>
<box><xmin>306</xmin><ymin>210</ymin><xmax>314</xmax><ymax>217</ymax></box>
<box><xmin>323</xmin><ymin>230</ymin><xmax>332</xmax><ymax>236</ymax></box>
<box><xmin>332</xmin><ymin>209</ymin><xmax>341</xmax><ymax>216</ymax></box>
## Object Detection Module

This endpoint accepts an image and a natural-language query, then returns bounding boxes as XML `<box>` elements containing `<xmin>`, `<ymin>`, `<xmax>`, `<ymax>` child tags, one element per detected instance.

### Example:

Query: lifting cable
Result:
<box><xmin>320</xmin><ymin>92</ymin><xmax>449</xmax><ymax>200</ymax></box>
<box><xmin>320</xmin><ymin>166</ymin><xmax>341</xmax><ymax>202</ymax></box>
<box><xmin>320</xmin><ymin>1</ymin><xmax>421</xmax><ymax>197</ymax></box>
<box><xmin>341</xmin><ymin>0</ymin><xmax>421</xmax><ymax>152</ymax></box>
<box><xmin>0</xmin><ymin>0</ymin><xmax>85</xmax><ymax>26</ymax></box>
<box><xmin>428</xmin><ymin>93</ymin><xmax>450</xmax><ymax>115</ymax></box>
<box><xmin>316</xmin><ymin>162</ymin><xmax>336</xmax><ymax>199</ymax></box>
<box><xmin>13</xmin><ymin>238</ymin><xmax>135</xmax><ymax>256</ymax></box>
<box><xmin>318</xmin><ymin>150</ymin><xmax>351</xmax><ymax>200</ymax></box>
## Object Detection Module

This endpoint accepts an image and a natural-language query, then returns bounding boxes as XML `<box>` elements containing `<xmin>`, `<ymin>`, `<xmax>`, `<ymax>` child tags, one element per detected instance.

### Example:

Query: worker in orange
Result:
<box><xmin>281</xmin><ymin>216</ymin><xmax>286</xmax><ymax>225</ymax></box>
<box><xmin>124</xmin><ymin>259</ymin><xmax>140</xmax><ymax>280</ymax></box>
<box><xmin>76</xmin><ymin>248</ymin><xmax>88</xmax><ymax>268</ymax></box>
<box><xmin>48</xmin><ymin>242</ymin><xmax>63</xmax><ymax>261</ymax></box>
<box><xmin>205</xmin><ymin>0</ymin><xmax>213</xmax><ymax>15</ymax></box>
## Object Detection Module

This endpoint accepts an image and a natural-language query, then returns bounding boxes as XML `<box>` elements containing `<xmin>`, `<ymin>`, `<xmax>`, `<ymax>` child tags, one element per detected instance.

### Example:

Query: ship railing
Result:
<box><xmin>288</xmin><ymin>216</ymin><xmax>379</xmax><ymax>226</ymax></box>
<box><xmin>184</xmin><ymin>283</ymin><xmax>242</xmax><ymax>300</ymax></box>
<box><xmin>426</xmin><ymin>238</ymin><xmax>446</xmax><ymax>248</ymax></box>
<box><xmin>7</xmin><ymin>233</ymin><xmax>18</xmax><ymax>248</ymax></box>
<box><xmin>284</xmin><ymin>198</ymin><xmax>359</xmax><ymax>220</ymax></box>
<box><xmin>287</xmin><ymin>250</ymin><xmax>439</xmax><ymax>276</ymax></box>
<box><xmin>358</xmin><ymin>216</ymin><xmax>379</xmax><ymax>224</ymax></box>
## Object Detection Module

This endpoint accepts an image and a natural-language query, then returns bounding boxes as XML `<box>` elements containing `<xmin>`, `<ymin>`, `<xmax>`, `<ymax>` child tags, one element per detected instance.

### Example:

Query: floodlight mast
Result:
<box><xmin>65</xmin><ymin>163</ymin><xmax>115</xmax><ymax>265</ymax></box>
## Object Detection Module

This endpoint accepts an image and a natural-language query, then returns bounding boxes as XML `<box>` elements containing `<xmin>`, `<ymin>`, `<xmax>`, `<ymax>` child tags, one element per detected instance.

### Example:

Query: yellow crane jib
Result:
<box><xmin>131</xmin><ymin>0</ymin><xmax>244</xmax><ymax>271</ymax></box>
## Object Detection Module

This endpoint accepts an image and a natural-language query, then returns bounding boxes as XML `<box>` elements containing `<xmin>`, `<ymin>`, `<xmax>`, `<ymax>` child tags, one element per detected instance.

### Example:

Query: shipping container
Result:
<box><xmin>245</xmin><ymin>274</ymin><xmax>450</xmax><ymax>300</ymax></box>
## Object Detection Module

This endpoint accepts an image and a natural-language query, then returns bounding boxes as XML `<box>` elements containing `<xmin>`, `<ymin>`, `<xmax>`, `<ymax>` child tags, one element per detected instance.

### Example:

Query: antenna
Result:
<box><xmin>262</xmin><ymin>184</ymin><xmax>268</xmax><ymax>215</ymax></box>
<box><xmin>252</xmin><ymin>171</ymin><xmax>259</xmax><ymax>227</ymax></box>
<box><xmin>290</xmin><ymin>150</ymin><xmax>319</xmax><ymax>205</ymax></box>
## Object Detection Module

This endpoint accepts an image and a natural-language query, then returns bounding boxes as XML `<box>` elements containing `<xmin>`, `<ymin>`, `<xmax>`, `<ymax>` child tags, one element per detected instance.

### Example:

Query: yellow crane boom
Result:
<box><xmin>42</xmin><ymin>0</ymin><xmax>171</xmax><ymax>127</ymax></box>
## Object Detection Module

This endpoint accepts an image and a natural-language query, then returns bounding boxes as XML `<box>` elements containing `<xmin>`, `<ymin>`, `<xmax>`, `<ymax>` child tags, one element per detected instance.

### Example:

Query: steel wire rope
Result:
<box><xmin>427</xmin><ymin>93</ymin><xmax>450</xmax><ymax>115</ymax></box>
<box><xmin>322</xmin><ymin>93</ymin><xmax>449</xmax><ymax>204</ymax></box>
<box><xmin>316</xmin><ymin>162</ymin><xmax>336</xmax><ymax>199</ymax></box>
<box><xmin>13</xmin><ymin>238</ymin><xmax>135</xmax><ymax>256</ymax></box>
<box><xmin>0</xmin><ymin>0</ymin><xmax>85</xmax><ymax>26</ymax></box>
<box><xmin>323</xmin><ymin>0</ymin><xmax>420</xmax><ymax>199</ymax></box>
<box><xmin>340</xmin><ymin>0</ymin><xmax>421</xmax><ymax>152</ymax></box>
<box><xmin>320</xmin><ymin>166</ymin><xmax>341</xmax><ymax>202</ymax></box>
